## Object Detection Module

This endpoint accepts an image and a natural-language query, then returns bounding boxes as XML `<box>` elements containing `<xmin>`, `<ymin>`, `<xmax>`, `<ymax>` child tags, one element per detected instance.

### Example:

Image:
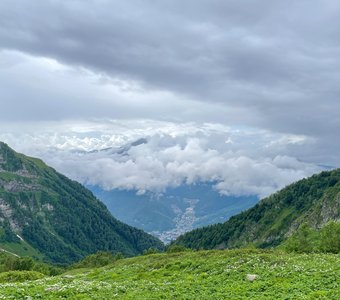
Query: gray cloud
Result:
<box><xmin>1</xmin><ymin>1</ymin><xmax>340</xmax><ymax>131</ymax></box>
<box><xmin>0</xmin><ymin>1</ymin><xmax>339</xmax><ymax>182</ymax></box>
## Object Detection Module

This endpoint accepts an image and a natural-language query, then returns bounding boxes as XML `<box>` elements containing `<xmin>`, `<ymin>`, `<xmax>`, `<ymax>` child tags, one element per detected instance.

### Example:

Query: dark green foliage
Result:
<box><xmin>0</xmin><ymin>142</ymin><xmax>23</xmax><ymax>172</ymax></box>
<box><xmin>4</xmin><ymin>257</ymin><xmax>34</xmax><ymax>271</ymax></box>
<box><xmin>0</xmin><ymin>221</ymin><xmax>20</xmax><ymax>243</ymax></box>
<box><xmin>0</xmin><ymin>142</ymin><xmax>164</xmax><ymax>264</ymax></box>
<box><xmin>174</xmin><ymin>169</ymin><xmax>340</xmax><ymax>250</ymax></box>
<box><xmin>71</xmin><ymin>251</ymin><xmax>124</xmax><ymax>269</ymax></box>
<box><xmin>143</xmin><ymin>247</ymin><xmax>161</xmax><ymax>255</ymax></box>
<box><xmin>283</xmin><ymin>223</ymin><xmax>318</xmax><ymax>253</ymax></box>
<box><xmin>284</xmin><ymin>221</ymin><xmax>340</xmax><ymax>253</ymax></box>
<box><xmin>319</xmin><ymin>221</ymin><xmax>340</xmax><ymax>253</ymax></box>
<box><xmin>0</xmin><ymin>252</ymin><xmax>64</xmax><ymax>276</ymax></box>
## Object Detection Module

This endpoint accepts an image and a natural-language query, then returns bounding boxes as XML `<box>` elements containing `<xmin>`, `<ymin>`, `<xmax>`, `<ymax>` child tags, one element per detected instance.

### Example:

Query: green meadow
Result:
<box><xmin>0</xmin><ymin>249</ymin><xmax>338</xmax><ymax>299</ymax></box>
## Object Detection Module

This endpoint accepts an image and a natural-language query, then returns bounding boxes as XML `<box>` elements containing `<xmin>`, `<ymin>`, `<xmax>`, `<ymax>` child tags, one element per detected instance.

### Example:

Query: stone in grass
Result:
<box><xmin>45</xmin><ymin>285</ymin><xmax>61</xmax><ymax>292</ymax></box>
<box><xmin>246</xmin><ymin>274</ymin><xmax>258</xmax><ymax>281</ymax></box>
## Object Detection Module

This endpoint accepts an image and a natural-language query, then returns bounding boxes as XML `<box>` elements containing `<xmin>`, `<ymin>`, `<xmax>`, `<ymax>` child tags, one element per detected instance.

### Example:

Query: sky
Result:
<box><xmin>0</xmin><ymin>0</ymin><xmax>339</xmax><ymax>198</ymax></box>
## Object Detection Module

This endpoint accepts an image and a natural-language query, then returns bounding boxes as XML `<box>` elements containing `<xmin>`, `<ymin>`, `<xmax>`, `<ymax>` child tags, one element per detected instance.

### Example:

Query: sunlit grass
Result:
<box><xmin>0</xmin><ymin>249</ymin><xmax>338</xmax><ymax>299</ymax></box>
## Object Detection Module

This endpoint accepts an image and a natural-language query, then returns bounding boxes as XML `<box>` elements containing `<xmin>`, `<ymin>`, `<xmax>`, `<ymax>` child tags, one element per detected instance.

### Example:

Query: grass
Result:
<box><xmin>0</xmin><ymin>249</ymin><xmax>338</xmax><ymax>299</ymax></box>
<box><xmin>0</xmin><ymin>241</ymin><xmax>43</xmax><ymax>260</ymax></box>
<box><xmin>0</xmin><ymin>172</ymin><xmax>23</xmax><ymax>182</ymax></box>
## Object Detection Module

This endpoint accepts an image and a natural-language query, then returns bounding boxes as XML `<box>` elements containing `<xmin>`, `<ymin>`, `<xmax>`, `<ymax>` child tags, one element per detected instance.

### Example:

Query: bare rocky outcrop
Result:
<box><xmin>42</xmin><ymin>203</ymin><xmax>54</xmax><ymax>211</ymax></box>
<box><xmin>287</xmin><ymin>191</ymin><xmax>340</xmax><ymax>236</ymax></box>
<box><xmin>0</xmin><ymin>198</ymin><xmax>21</xmax><ymax>231</ymax></box>
<box><xmin>319</xmin><ymin>192</ymin><xmax>340</xmax><ymax>224</ymax></box>
<box><xmin>15</xmin><ymin>168</ymin><xmax>37</xmax><ymax>178</ymax></box>
<box><xmin>1</xmin><ymin>180</ymin><xmax>40</xmax><ymax>193</ymax></box>
<box><xmin>0</xmin><ymin>198</ymin><xmax>13</xmax><ymax>218</ymax></box>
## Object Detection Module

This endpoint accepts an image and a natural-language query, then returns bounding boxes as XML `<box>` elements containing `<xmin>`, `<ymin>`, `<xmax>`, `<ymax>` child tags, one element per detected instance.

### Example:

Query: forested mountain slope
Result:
<box><xmin>0</xmin><ymin>142</ymin><xmax>163</xmax><ymax>264</ymax></box>
<box><xmin>174</xmin><ymin>169</ymin><xmax>340</xmax><ymax>249</ymax></box>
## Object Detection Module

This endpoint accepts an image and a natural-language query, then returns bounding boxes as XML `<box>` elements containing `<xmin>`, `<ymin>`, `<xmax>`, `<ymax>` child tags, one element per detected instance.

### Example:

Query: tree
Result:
<box><xmin>319</xmin><ymin>221</ymin><xmax>340</xmax><ymax>254</ymax></box>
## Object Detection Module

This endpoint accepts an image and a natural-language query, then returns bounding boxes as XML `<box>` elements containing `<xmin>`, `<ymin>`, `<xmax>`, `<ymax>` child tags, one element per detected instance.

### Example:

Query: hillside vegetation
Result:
<box><xmin>283</xmin><ymin>221</ymin><xmax>340</xmax><ymax>253</ymax></box>
<box><xmin>0</xmin><ymin>142</ymin><xmax>163</xmax><ymax>264</ymax></box>
<box><xmin>174</xmin><ymin>169</ymin><xmax>340</xmax><ymax>250</ymax></box>
<box><xmin>0</xmin><ymin>249</ymin><xmax>338</xmax><ymax>299</ymax></box>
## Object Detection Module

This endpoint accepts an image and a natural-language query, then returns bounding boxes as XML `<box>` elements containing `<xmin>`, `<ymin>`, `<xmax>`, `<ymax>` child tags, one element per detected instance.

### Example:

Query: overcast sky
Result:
<box><xmin>0</xmin><ymin>0</ymin><xmax>339</xmax><ymax>197</ymax></box>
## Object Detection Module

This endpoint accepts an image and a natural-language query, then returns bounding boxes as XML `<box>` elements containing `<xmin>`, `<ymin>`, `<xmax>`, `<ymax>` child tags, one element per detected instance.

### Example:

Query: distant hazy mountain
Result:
<box><xmin>0</xmin><ymin>142</ymin><xmax>163</xmax><ymax>264</ymax></box>
<box><xmin>89</xmin><ymin>184</ymin><xmax>258</xmax><ymax>244</ymax></box>
<box><xmin>73</xmin><ymin>137</ymin><xmax>148</xmax><ymax>156</ymax></box>
<box><xmin>173</xmin><ymin>169</ymin><xmax>340</xmax><ymax>249</ymax></box>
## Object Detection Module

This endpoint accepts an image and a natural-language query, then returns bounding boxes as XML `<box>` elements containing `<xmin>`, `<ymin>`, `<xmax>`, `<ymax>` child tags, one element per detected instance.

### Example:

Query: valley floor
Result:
<box><xmin>0</xmin><ymin>249</ymin><xmax>339</xmax><ymax>299</ymax></box>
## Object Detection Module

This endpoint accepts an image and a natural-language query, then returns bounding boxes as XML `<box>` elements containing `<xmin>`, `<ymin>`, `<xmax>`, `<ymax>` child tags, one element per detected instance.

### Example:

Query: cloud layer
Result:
<box><xmin>0</xmin><ymin>1</ymin><xmax>338</xmax><ymax>197</ymax></box>
<box><xmin>0</xmin><ymin>121</ymin><xmax>322</xmax><ymax>198</ymax></box>
<box><xmin>1</xmin><ymin>1</ymin><xmax>339</xmax><ymax>138</ymax></box>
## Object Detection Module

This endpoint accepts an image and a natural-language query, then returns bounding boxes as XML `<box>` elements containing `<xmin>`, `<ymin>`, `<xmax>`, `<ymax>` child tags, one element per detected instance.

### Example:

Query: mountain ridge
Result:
<box><xmin>0</xmin><ymin>142</ymin><xmax>163</xmax><ymax>263</ymax></box>
<box><xmin>173</xmin><ymin>168</ymin><xmax>340</xmax><ymax>249</ymax></box>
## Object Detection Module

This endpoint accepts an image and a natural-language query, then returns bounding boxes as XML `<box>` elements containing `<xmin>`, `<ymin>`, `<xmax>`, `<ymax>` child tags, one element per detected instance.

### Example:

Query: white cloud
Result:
<box><xmin>0</xmin><ymin>120</ymin><xmax>323</xmax><ymax>199</ymax></box>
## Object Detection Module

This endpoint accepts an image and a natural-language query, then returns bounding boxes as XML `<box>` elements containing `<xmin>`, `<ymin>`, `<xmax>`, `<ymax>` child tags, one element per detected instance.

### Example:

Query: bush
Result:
<box><xmin>319</xmin><ymin>221</ymin><xmax>340</xmax><ymax>253</ymax></box>
<box><xmin>284</xmin><ymin>223</ymin><xmax>318</xmax><ymax>253</ymax></box>
<box><xmin>0</xmin><ymin>255</ymin><xmax>64</xmax><ymax>276</ymax></box>
<box><xmin>71</xmin><ymin>251</ymin><xmax>124</xmax><ymax>269</ymax></box>
<box><xmin>0</xmin><ymin>271</ymin><xmax>44</xmax><ymax>283</ymax></box>
<box><xmin>143</xmin><ymin>248</ymin><xmax>160</xmax><ymax>255</ymax></box>
<box><xmin>4</xmin><ymin>257</ymin><xmax>34</xmax><ymax>271</ymax></box>
<box><xmin>283</xmin><ymin>221</ymin><xmax>340</xmax><ymax>254</ymax></box>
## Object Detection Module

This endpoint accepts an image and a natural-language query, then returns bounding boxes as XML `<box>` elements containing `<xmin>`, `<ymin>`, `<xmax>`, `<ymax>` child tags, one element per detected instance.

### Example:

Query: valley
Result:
<box><xmin>1</xmin><ymin>1</ymin><xmax>339</xmax><ymax>298</ymax></box>
<box><xmin>90</xmin><ymin>185</ymin><xmax>258</xmax><ymax>244</ymax></box>
<box><xmin>0</xmin><ymin>142</ymin><xmax>339</xmax><ymax>299</ymax></box>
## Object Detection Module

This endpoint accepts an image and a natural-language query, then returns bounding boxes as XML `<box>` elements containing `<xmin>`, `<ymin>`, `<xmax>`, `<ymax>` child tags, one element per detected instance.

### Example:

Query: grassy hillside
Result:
<box><xmin>0</xmin><ymin>249</ymin><xmax>338</xmax><ymax>299</ymax></box>
<box><xmin>0</xmin><ymin>142</ymin><xmax>163</xmax><ymax>264</ymax></box>
<box><xmin>173</xmin><ymin>169</ymin><xmax>340</xmax><ymax>250</ymax></box>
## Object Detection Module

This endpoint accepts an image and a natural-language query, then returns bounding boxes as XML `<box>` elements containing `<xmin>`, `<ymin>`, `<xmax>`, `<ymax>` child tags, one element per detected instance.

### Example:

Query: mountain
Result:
<box><xmin>89</xmin><ymin>184</ymin><xmax>258</xmax><ymax>244</ymax></box>
<box><xmin>0</xmin><ymin>142</ymin><xmax>163</xmax><ymax>264</ymax></box>
<box><xmin>173</xmin><ymin>169</ymin><xmax>340</xmax><ymax>249</ymax></box>
<box><xmin>72</xmin><ymin>137</ymin><xmax>148</xmax><ymax>156</ymax></box>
